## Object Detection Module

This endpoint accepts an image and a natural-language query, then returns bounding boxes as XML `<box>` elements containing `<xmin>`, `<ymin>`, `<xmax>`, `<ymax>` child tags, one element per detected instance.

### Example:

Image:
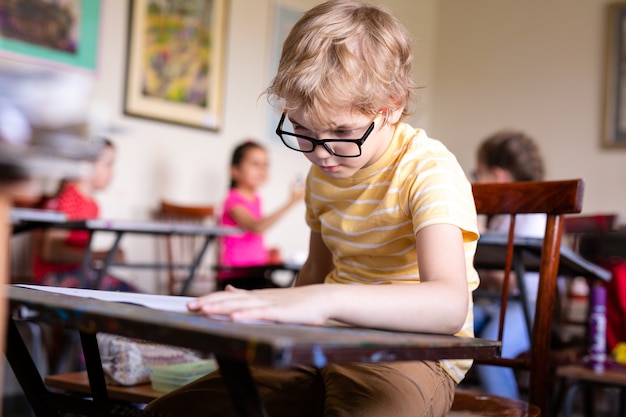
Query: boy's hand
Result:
<box><xmin>187</xmin><ymin>285</ymin><xmax>330</xmax><ymax>326</ymax></box>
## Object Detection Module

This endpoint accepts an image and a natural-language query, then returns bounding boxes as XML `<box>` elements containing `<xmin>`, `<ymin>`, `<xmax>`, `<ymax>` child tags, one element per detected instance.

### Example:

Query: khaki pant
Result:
<box><xmin>146</xmin><ymin>360</ymin><xmax>455</xmax><ymax>417</ymax></box>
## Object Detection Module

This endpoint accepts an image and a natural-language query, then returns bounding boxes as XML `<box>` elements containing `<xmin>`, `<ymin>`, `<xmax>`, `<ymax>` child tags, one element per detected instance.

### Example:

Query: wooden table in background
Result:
<box><xmin>10</xmin><ymin>213</ymin><xmax>242</xmax><ymax>295</ymax></box>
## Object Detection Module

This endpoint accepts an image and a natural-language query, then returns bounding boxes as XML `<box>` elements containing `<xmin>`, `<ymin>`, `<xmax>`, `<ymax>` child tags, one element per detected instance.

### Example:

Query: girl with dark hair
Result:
<box><xmin>217</xmin><ymin>140</ymin><xmax>304</xmax><ymax>290</ymax></box>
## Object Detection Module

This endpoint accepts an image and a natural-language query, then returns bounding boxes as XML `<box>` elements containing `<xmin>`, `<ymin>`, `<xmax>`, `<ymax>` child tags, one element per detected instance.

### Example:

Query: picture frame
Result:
<box><xmin>604</xmin><ymin>2</ymin><xmax>626</xmax><ymax>147</ymax></box>
<box><xmin>0</xmin><ymin>0</ymin><xmax>101</xmax><ymax>72</ymax></box>
<box><xmin>124</xmin><ymin>0</ymin><xmax>228</xmax><ymax>131</ymax></box>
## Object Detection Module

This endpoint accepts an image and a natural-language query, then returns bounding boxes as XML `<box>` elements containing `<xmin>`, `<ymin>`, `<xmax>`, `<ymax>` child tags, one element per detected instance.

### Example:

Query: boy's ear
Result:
<box><xmin>385</xmin><ymin>106</ymin><xmax>404</xmax><ymax>124</ymax></box>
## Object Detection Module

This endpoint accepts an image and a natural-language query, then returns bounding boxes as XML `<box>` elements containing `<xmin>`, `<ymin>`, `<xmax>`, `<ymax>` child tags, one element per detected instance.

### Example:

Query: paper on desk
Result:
<box><xmin>15</xmin><ymin>285</ymin><xmax>338</xmax><ymax>326</ymax></box>
<box><xmin>16</xmin><ymin>284</ymin><xmax>193</xmax><ymax>313</ymax></box>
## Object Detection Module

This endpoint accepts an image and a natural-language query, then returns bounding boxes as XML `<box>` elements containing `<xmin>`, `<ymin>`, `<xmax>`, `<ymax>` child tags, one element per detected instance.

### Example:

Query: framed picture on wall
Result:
<box><xmin>604</xmin><ymin>2</ymin><xmax>626</xmax><ymax>147</ymax></box>
<box><xmin>124</xmin><ymin>0</ymin><xmax>228</xmax><ymax>131</ymax></box>
<box><xmin>0</xmin><ymin>0</ymin><xmax>101</xmax><ymax>72</ymax></box>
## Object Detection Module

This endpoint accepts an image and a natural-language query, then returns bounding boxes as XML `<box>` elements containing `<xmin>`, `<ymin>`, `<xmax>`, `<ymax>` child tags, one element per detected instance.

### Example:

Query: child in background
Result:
<box><xmin>472</xmin><ymin>130</ymin><xmax>546</xmax><ymax>399</ymax></box>
<box><xmin>217</xmin><ymin>140</ymin><xmax>304</xmax><ymax>290</ymax></box>
<box><xmin>32</xmin><ymin>138</ymin><xmax>137</xmax><ymax>292</ymax></box>
<box><xmin>147</xmin><ymin>1</ymin><xmax>479</xmax><ymax>416</ymax></box>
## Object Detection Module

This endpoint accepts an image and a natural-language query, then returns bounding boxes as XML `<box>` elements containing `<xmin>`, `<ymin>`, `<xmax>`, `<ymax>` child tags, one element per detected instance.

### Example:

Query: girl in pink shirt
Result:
<box><xmin>217</xmin><ymin>140</ymin><xmax>303</xmax><ymax>290</ymax></box>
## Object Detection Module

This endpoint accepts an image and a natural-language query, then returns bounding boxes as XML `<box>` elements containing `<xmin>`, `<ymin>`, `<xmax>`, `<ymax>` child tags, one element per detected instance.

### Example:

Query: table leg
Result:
<box><xmin>94</xmin><ymin>232</ymin><xmax>124</xmax><ymax>289</ymax></box>
<box><xmin>80</xmin><ymin>231</ymin><xmax>95</xmax><ymax>288</ymax></box>
<box><xmin>215</xmin><ymin>355</ymin><xmax>269</xmax><ymax>417</ymax></box>
<box><xmin>6</xmin><ymin>318</ymin><xmax>161</xmax><ymax>417</ymax></box>
<box><xmin>79</xmin><ymin>331</ymin><xmax>110</xmax><ymax>402</ymax></box>
<box><xmin>179</xmin><ymin>235</ymin><xmax>213</xmax><ymax>296</ymax></box>
<box><xmin>5</xmin><ymin>318</ymin><xmax>62</xmax><ymax>417</ymax></box>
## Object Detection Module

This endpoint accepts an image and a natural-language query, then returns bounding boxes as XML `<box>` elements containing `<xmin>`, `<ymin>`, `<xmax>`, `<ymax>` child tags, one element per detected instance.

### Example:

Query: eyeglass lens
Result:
<box><xmin>278</xmin><ymin>116</ymin><xmax>364</xmax><ymax>157</ymax></box>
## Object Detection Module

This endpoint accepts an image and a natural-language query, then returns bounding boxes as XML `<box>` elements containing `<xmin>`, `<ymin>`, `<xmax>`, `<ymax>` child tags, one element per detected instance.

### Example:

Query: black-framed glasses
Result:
<box><xmin>275</xmin><ymin>112</ymin><xmax>380</xmax><ymax>157</ymax></box>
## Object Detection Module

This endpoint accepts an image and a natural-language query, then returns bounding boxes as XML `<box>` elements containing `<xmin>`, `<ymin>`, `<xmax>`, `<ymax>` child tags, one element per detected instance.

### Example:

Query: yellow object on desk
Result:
<box><xmin>612</xmin><ymin>342</ymin><xmax>626</xmax><ymax>364</ymax></box>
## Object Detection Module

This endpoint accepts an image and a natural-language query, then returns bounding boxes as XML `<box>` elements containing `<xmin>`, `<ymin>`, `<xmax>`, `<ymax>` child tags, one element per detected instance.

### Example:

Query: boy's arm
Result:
<box><xmin>295</xmin><ymin>231</ymin><xmax>334</xmax><ymax>286</ymax></box>
<box><xmin>188</xmin><ymin>224</ymin><xmax>469</xmax><ymax>334</ymax></box>
<box><xmin>327</xmin><ymin>223</ymin><xmax>469</xmax><ymax>333</ymax></box>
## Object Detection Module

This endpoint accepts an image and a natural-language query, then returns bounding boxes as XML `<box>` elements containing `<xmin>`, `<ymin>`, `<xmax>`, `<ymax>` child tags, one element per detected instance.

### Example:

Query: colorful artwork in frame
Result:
<box><xmin>604</xmin><ymin>2</ymin><xmax>626</xmax><ymax>147</ymax></box>
<box><xmin>124</xmin><ymin>0</ymin><xmax>228</xmax><ymax>131</ymax></box>
<box><xmin>0</xmin><ymin>0</ymin><xmax>101</xmax><ymax>71</ymax></box>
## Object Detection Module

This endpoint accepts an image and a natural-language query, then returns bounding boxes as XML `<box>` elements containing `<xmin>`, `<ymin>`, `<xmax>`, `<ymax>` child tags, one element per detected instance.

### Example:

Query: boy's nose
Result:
<box><xmin>310</xmin><ymin>143</ymin><xmax>334</xmax><ymax>159</ymax></box>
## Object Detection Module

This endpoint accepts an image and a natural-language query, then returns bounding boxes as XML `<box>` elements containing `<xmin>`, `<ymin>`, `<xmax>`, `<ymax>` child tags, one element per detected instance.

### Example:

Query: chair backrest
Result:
<box><xmin>160</xmin><ymin>201</ymin><xmax>216</xmax><ymax>220</ymax></box>
<box><xmin>563</xmin><ymin>213</ymin><xmax>619</xmax><ymax>235</ymax></box>
<box><xmin>157</xmin><ymin>200</ymin><xmax>215</xmax><ymax>295</ymax></box>
<box><xmin>472</xmin><ymin>179</ymin><xmax>584</xmax><ymax>413</ymax></box>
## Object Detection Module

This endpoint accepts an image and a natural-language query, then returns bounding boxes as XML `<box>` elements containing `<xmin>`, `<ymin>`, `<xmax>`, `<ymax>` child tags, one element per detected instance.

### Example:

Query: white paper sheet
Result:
<box><xmin>16</xmin><ymin>284</ymin><xmax>193</xmax><ymax>313</ymax></box>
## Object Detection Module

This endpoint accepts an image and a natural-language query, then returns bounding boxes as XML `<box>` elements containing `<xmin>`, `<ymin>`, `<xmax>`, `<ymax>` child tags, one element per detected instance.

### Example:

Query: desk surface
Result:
<box><xmin>80</xmin><ymin>218</ymin><xmax>241</xmax><ymax>236</ymax></box>
<box><xmin>8</xmin><ymin>285</ymin><xmax>500</xmax><ymax>368</ymax></box>
<box><xmin>9</xmin><ymin>211</ymin><xmax>241</xmax><ymax>295</ymax></box>
<box><xmin>476</xmin><ymin>233</ymin><xmax>611</xmax><ymax>282</ymax></box>
<box><xmin>10</xmin><ymin>209</ymin><xmax>241</xmax><ymax>237</ymax></box>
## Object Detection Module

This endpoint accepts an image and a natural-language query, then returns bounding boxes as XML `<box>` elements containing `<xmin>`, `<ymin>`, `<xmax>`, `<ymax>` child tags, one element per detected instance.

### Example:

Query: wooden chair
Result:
<box><xmin>448</xmin><ymin>179</ymin><xmax>585</xmax><ymax>417</ymax></box>
<box><xmin>157</xmin><ymin>200</ymin><xmax>216</xmax><ymax>295</ymax></box>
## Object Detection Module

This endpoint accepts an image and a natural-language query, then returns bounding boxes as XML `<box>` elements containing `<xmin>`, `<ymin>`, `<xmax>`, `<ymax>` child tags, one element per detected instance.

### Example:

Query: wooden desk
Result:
<box><xmin>6</xmin><ymin>285</ymin><xmax>501</xmax><ymax>417</ymax></box>
<box><xmin>10</xmin><ymin>207</ymin><xmax>68</xmax><ymax>233</ymax></box>
<box><xmin>11</xmin><ymin>214</ymin><xmax>241</xmax><ymax>295</ymax></box>
<box><xmin>476</xmin><ymin>233</ymin><xmax>611</xmax><ymax>281</ymax></box>
<box><xmin>474</xmin><ymin>233</ymin><xmax>611</xmax><ymax>339</ymax></box>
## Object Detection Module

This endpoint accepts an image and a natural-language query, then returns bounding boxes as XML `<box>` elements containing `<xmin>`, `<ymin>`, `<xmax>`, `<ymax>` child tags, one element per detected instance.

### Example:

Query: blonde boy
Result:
<box><xmin>147</xmin><ymin>1</ymin><xmax>479</xmax><ymax>416</ymax></box>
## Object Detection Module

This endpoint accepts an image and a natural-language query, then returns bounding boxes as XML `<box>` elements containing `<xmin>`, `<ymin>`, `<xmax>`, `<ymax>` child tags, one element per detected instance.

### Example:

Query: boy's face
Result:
<box><xmin>285</xmin><ymin>106</ymin><xmax>400</xmax><ymax>180</ymax></box>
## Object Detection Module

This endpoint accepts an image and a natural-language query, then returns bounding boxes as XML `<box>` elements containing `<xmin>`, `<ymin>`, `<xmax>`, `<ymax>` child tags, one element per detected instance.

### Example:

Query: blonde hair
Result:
<box><xmin>265</xmin><ymin>0</ymin><xmax>416</xmax><ymax>129</ymax></box>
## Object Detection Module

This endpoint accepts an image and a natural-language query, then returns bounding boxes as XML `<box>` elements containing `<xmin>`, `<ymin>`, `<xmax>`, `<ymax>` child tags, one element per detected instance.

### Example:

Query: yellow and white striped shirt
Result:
<box><xmin>305</xmin><ymin>123</ymin><xmax>480</xmax><ymax>382</ymax></box>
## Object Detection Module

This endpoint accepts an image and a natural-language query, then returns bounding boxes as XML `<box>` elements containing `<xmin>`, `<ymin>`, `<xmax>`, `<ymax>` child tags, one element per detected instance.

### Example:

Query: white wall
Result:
<box><xmin>431</xmin><ymin>0</ymin><xmax>626</xmax><ymax>219</ymax></box>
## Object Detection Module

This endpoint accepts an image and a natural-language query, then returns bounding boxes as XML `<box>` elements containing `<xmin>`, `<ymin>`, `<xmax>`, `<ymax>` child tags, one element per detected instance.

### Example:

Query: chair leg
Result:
<box><xmin>561</xmin><ymin>380</ymin><xmax>601</xmax><ymax>417</ymax></box>
<box><xmin>561</xmin><ymin>381</ymin><xmax>584</xmax><ymax>417</ymax></box>
<box><xmin>551</xmin><ymin>376</ymin><xmax>569</xmax><ymax>417</ymax></box>
<box><xmin>582</xmin><ymin>383</ymin><xmax>594</xmax><ymax>417</ymax></box>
